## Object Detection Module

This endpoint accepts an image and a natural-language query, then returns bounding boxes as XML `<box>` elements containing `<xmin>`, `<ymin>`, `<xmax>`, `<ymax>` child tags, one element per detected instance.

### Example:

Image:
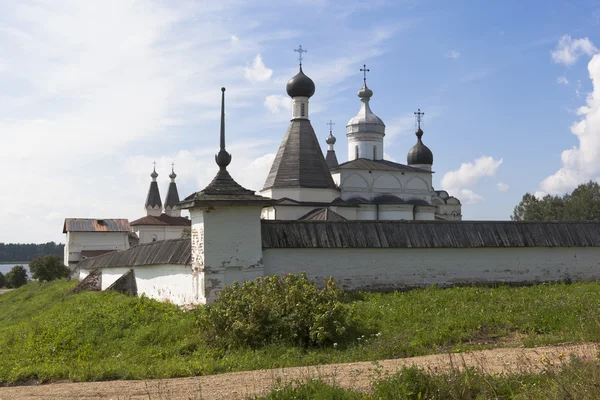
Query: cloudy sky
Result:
<box><xmin>1</xmin><ymin>0</ymin><xmax>599</xmax><ymax>243</ymax></box>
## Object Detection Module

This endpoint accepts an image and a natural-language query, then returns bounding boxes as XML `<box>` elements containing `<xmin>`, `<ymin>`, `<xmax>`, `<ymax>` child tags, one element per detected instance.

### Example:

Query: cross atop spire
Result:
<box><xmin>294</xmin><ymin>45</ymin><xmax>307</xmax><ymax>66</ymax></box>
<box><xmin>414</xmin><ymin>108</ymin><xmax>425</xmax><ymax>129</ymax></box>
<box><xmin>326</xmin><ymin>119</ymin><xmax>335</xmax><ymax>132</ymax></box>
<box><xmin>360</xmin><ymin>64</ymin><xmax>370</xmax><ymax>83</ymax></box>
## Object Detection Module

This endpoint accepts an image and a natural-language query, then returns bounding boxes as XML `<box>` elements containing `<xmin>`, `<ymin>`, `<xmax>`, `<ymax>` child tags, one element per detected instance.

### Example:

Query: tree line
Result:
<box><xmin>0</xmin><ymin>242</ymin><xmax>64</xmax><ymax>262</ymax></box>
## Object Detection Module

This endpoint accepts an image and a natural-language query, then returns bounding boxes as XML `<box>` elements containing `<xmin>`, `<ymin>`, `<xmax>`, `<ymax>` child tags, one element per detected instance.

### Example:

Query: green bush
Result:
<box><xmin>199</xmin><ymin>273</ymin><xmax>354</xmax><ymax>349</ymax></box>
<box><xmin>29</xmin><ymin>255</ymin><xmax>70</xmax><ymax>282</ymax></box>
<box><xmin>0</xmin><ymin>272</ymin><xmax>5</xmax><ymax>288</ymax></box>
<box><xmin>6</xmin><ymin>265</ymin><xmax>28</xmax><ymax>288</ymax></box>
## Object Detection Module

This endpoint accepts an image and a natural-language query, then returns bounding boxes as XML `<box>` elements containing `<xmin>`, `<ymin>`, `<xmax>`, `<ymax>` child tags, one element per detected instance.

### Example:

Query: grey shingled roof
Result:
<box><xmin>78</xmin><ymin>239</ymin><xmax>191</xmax><ymax>269</ymax></box>
<box><xmin>145</xmin><ymin>181</ymin><xmax>162</xmax><ymax>209</ymax></box>
<box><xmin>263</xmin><ymin>119</ymin><xmax>338</xmax><ymax>190</ymax></box>
<box><xmin>325</xmin><ymin>150</ymin><xmax>339</xmax><ymax>168</ymax></box>
<box><xmin>261</xmin><ymin>220</ymin><xmax>600</xmax><ymax>249</ymax></box>
<box><xmin>298</xmin><ymin>208</ymin><xmax>347</xmax><ymax>221</ymax></box>
<box><xmin>164</xmin><ymin>182</ymin><xmax>180</xmax><ymax>209</ymax></box>
<box><xmin>130</xmin><ymin>214</ymin><xmax>191</xmax><ymax>227</ymax></box>
<box><xmin>331</xmin><ymin>158</ymin><xmax>431</xmax><ymax>173</ymax></box>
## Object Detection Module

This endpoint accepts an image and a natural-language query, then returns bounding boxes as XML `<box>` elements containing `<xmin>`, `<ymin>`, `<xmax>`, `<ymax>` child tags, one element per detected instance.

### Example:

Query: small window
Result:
<box><xmin>373</xmin><ymin>145</ymin><xmax>377</xmax><ymax>160</ymax></box>
<box><xmin>355</xmin><ymin>146</ymin><xmax>359</xmax><ymax>159</ymax></box>
<box><xmin>301</xmin><ymin>103</ymin><xmax>305</xmax><ymax>117</ymax></box>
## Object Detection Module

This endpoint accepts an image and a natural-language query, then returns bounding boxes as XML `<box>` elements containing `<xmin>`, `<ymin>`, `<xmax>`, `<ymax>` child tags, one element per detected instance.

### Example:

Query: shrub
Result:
<box><xmin>6</xmin><ymin>265</ymin><xmax>28</xmax><ymax>288</ymax></box>
<box><xmin>200</xmin><ymin>273</ymin><xmax>354</xmax><ymax>349</ymax></box>
<box><xmin>0</xmin><ymin>272</ymin><xmax>5</xmax><ymax>288</ymax></box>
<box><xmin>29</xmin><ymin>255</ymin><xmax>70</xmax><ymax>282</ymax></box>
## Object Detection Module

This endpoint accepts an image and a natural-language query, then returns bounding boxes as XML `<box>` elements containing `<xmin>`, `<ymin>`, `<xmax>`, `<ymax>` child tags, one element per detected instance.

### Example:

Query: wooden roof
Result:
<box><xmin>261</xmin><ymin>220</ymin><xmax>600</xmax><ymax>249</ymax></box>
<box><xmin>78</xmin><ymin>239</ymin><xmax>191</xmax><ymax>269</ymax></box>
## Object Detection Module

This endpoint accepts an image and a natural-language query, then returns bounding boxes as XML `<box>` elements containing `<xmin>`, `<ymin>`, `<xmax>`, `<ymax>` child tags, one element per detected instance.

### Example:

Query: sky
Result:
<box><xmin>1</xmin><ymin>0</ymin><xmax>600</xmax><ymax>243</ymax></box>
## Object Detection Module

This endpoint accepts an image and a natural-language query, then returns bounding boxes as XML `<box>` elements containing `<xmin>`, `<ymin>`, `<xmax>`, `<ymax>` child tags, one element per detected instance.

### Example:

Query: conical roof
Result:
<box><xmin>263</xmin><ymin>119</ymin><xmax>337</xmax><ymax>190</ymax></box>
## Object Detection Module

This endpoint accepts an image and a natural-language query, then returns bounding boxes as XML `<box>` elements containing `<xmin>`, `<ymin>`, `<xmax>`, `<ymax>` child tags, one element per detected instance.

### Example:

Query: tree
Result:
<box><xmin>6</xmin><ymin>265</ymin><xmax>28</xmax><ymax>288</ymax></box>
<box><xmin>511</xmin><ymin>180</ymin><xmax>600</xmax><ymax>221</ymax></box>
<box><xmin>0</xmin><ymin>272</ymin><xmax>5</xmax><ymax>288</ymax></box>
<box><xmin>29</xmin><ymin>255</ymin><xmax>70</xmax><ymax>282</ymax></box>
<box><xmin>181</xmin><ymin>227</ymin><xmax>191</xmax><ymax>239</ymax></box>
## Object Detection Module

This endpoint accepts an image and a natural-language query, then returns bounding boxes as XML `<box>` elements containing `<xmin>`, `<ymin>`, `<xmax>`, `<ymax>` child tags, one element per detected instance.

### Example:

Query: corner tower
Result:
<box><xmin>145</xmin><ymin>164</ymin><xmax>162</xmax><ymax>217</ymax></box>
<box><xmin>346</xmin><ymin>64</ymin><xmax>385</xmax><ymax>161</ymax></box>
<box><xmin>261</xmin><ymin>46</ymin><xmax>339</xmax><ymax>202</ymax></box>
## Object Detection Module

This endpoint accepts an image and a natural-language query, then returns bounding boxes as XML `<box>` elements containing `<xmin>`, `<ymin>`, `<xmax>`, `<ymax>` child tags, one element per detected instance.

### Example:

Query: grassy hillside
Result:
<box><xmin>1</xmin><ymin>280</ymin><xmax>600</xmax><ymax>384</ymax></box>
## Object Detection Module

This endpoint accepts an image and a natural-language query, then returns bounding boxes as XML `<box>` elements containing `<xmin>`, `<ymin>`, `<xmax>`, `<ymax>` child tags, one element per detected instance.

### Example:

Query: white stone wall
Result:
<box><xmin>347</xmin><ymin>137</ymin><xmax>383</xmax><ymax>161</ymax></box>
<box><xmin>263</xmin><ymin>247</ymin><xmax>600</xmax><ymax>291</ymax></box>
<box><xmin>261</xmin><ymin>187</ymin><xmax>340</xmax><ymax>203</ymax></box>
<box><xmin>101</xmin><ymin>267</ymin><xmax>131</xmax><ymax>290</ymax></box>
<box><xmin>134</xmin><ymin>264</ymin><xmax>196</xmax><ymax>306</ymax></box>
<box><xmin>291</xmin><ymin>96</ymin><xmax>309</xmax><ymax>119</ymax></box>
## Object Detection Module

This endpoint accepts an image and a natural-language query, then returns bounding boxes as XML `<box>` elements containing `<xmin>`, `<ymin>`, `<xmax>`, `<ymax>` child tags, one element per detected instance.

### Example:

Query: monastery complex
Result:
<box><xmin>67</xmin><ymin>52</ymin><xmax>600</xmax><ymax>305</ymax></box>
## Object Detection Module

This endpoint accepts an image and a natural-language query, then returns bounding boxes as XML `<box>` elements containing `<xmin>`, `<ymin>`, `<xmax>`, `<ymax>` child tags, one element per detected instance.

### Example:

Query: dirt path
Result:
<box><xmin>0</xmin><ymin>343</ymin><xmax>597</xmax><ymax>400</ymax></box>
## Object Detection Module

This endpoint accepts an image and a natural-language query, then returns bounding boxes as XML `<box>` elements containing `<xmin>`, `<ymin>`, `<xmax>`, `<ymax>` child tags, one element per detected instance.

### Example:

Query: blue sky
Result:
<box><xmin>1</xmin><ymin>0</ymin><xmax>599</xmax><ymax>242</ymax></box>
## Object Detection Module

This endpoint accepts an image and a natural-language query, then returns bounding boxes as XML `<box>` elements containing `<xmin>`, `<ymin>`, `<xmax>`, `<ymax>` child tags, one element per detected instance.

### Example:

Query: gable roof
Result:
<box><xmin>261</xmin><ymin>220</ymin><xmax>600</xmax><ymax>249</ymax></box>
<box><xmin>330</xmin><ymin>158</ymin><xmax>431</xmax><ymax>173</ymax></box>
<box><xmin>130</xmin><ymin>214</ymin><xmax>191</xmax><ymax>227</ymax></box>
<box><xmin>263</xmin><ymin>119</ymin><xmax>338</xmax><ymax>191</ymax></box>
<box><xmin>298</xmin><ymin>208</ymin><xmax>347</xmax><ymax>221</ymax></box>
<box><xmin>78</xmin><ymin>239</ymin><xmax>191</xmax><ymax>270</ymax></box>
<box><xmin>63</xmin><ymin>218</ymin><xmax>130</xmax><ymax>233</ymax></box>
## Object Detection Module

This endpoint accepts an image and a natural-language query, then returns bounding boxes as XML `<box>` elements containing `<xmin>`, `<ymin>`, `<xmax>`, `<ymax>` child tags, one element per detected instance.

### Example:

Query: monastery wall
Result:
<box><xmin>262</xmin><ymin>247</ymin><xmax>600</xmax><ymax>291</ymax></box>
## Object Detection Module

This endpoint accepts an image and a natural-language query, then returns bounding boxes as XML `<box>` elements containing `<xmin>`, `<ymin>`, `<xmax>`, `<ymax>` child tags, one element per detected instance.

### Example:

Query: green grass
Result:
<box><xmin>1</xmin><ymin>280</ymin><xmax>600</xmax><ymax>384</ymax></box>
<box><xmin>258</xmin><ymin>357</ymin><xmax>600</xmax><ymax>399</ymax></box>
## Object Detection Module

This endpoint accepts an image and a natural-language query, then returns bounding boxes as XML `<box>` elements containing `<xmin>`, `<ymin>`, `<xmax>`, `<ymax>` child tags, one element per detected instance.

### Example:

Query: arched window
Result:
<box><xmin>301</xmin><ymin>103</ymin><xmax>305</xmax><ymax>117</ymax></box>
<box><xmin>373</xmin><ymin>145</ymin><xmax>377</xmax><ymax>160</ymax></box>
<box><xmin>355</xmin><ymin>145</ymin><xmax>359</xmax><ymax>159</ymax></box>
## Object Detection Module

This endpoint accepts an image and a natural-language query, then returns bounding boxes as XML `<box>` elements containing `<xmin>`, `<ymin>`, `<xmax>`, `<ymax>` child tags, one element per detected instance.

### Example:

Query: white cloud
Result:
<box><xmin>440</xmin><ymin>156</ymin><xmax>503</xmax><ymax>204</ymax></box>
<box><xmin>264</xmin><ymin>94</ymin><xmax>291</xmax><ymax>113</ymax></box>
<box><xmin>496</xmin><ymin>182</ymin><xmax>509</xmax><ymax>192</ymax></box>
<box><xmin>557</xmin><ymin>76</ymin><xmax>569</xmax><ymax>85</ymax></box>
<box><xmin>244</xmin><ymin>54</ymin><xmax>273</xmax><ymax>83</ymax></box>
<box><xmin>539</xmin><ymin>38</ymin><xmax>600</xmax><ymax>195</ymax></box>
<box><xmin>446</xmin><ymin>50</ymin><xmax>460</xmax><ymax>59</ymax></box>
<box><xmin>551</xmin><ymin>35</ymin><xmax>598</xmax><ymax>66</ymax></box>
<box><xmin>231</xmin><ymin>35</ymin><xmax>240</xmax><ymax>44</ymax></box>
<box><xmin>534</xmin><ymin>191</ymin><xmax>547</xmax><ymax>199</ymax></box>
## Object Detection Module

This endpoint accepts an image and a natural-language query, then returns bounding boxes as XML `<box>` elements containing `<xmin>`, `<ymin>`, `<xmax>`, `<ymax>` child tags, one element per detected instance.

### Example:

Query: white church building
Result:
<box><xmin>75</xmin><ymin>54</ymin><xmax>600</xmax><ymax>305</ymax></box>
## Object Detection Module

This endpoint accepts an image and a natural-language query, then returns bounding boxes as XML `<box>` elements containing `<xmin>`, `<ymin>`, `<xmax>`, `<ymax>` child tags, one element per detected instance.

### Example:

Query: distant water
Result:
<box><xmin>0</xmin><ymin>264</ymin><xmax>30</xmax><ymax>276</ymax></box>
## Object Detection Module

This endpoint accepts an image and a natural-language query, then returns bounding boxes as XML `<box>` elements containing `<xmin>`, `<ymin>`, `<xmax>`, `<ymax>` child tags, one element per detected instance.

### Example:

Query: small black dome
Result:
<box><xmin>407</xmin><ymin>129</ymin><xmax>433</xmax><ymax>165</ymax></box>
<box><xmin>286</xmin><ymin>66</ymin><xmax>315</xmax><ymax>98</ymax></box>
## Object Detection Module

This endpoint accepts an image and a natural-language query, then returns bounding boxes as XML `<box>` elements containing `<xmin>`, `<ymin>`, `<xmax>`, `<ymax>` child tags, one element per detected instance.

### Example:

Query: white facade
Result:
<box><xmin>190</xmin><ymin>206</ymin><xmax>265</xmax><ymax>304</ymax></box>
<box><xmin>134</xmin><ymin>225</ymin><xmax>187</xmax><ymax>244</ymax></box>
<box><xmin>64</xmin><ymin>231</ymin><xmax>129</xmax><ymax>270</ymax></box>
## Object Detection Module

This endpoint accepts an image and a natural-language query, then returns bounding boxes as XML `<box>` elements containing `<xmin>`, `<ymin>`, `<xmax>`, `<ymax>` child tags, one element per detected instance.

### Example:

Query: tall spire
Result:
<box><xmin>145</xmin><ymin>163</ymin><xmax>162</xmax><ymax>216</ymax></box>
<box><xmin>179</xmin><ymin>87</ymin><xmax>273</xmax><ymax>208</ymax></box>
<box><xmin>164</xmin><ymin>162</ymin><xmax>181</xmax><ymax>217</ymax></box>
<box><xmin>325</xmin><ymin>120</ymin><xmax>339</xmax><ymax>169</ymax></box>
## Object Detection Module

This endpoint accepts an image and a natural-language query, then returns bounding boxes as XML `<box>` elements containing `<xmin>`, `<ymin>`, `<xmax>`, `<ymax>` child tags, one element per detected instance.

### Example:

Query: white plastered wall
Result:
<box><xmin>263</xmin><ymin>247</ymin><xmax>600</xmax><ymax>291</ymax></box>
<box><xmin>65</xmin><ymin>232</ymin><xmax>129</xmax><ymax>269</ymax></box>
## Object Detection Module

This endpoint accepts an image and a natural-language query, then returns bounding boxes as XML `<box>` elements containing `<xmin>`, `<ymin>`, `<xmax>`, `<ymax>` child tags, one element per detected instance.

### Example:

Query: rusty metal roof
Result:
<box><xmin>78</xmin><ymin>239</ymin><xmax>191</xmax><ymax>269</ymax></box>
<box><xmin>63</xmin><ymin>218</ymin><xmax>131</xmax><ymax>233</ymax></box>
<box><xmin>261</xmin><ymin>220</ymin><xmax>600</xmax><ymax>249</ymax></box>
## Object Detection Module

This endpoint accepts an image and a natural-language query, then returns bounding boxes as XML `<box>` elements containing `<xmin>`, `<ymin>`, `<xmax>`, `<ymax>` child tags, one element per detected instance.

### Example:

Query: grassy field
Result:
<box><xmin>1</xmin><ymin>280</ymin><xmax>600</xmax><ymax>384</ymax></box>
<box><xmin>258</xmin><ymin>357</ymin><xmax>600</xmax><ymax>399</ymax></box>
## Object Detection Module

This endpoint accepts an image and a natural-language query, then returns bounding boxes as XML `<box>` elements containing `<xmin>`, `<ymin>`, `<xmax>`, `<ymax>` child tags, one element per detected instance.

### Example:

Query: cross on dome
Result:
<box><xmin>294</xmin><ymin>45</ymin><xmax>307</xmax><ymax>66</ymax></box>
<box><xmin>414</xmin><ymin>108</ymin><xmax>425</xmax><ymax>130</ymax></box>
<box><xmin>326</xmin><ymin>119</ymin><xmax>335</xmax><ymax>132</ymax></box>
<box><xmin>360</xmin><ymin>64</ymin><xmax>370</xmax><ymax>83</ymax></box>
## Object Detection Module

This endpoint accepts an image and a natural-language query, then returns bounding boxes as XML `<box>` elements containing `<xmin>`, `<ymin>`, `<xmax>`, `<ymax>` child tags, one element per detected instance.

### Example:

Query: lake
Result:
<box><xmin>0</xmin><ymin>263</ymin><xmax>30</xmax><ymax>276</ymax></box>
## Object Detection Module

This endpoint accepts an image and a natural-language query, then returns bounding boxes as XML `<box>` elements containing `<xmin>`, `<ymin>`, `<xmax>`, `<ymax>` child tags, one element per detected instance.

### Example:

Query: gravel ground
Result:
<box><xmin>0</xmin><ymin>343</ymin><xmax>596</xmax><ymax>400</ymax></box>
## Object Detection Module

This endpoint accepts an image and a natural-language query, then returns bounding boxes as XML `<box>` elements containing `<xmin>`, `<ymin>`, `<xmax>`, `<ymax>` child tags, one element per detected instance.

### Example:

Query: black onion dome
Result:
<box><xmin>407</xmin><ymin>128</ymin><xmax>433</xmax><ymax>165</ymax></box>
<box><xmin>286</xmin><ymin>66</ymin><xmax>315</xmax><ymax>98</ymax></box>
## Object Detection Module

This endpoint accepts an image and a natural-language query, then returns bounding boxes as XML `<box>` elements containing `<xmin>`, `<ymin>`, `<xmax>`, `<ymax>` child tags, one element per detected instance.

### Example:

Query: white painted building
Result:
<box><xmin>62</xmin><ymin>218</ymin><xmax>131</xmax><ymax>271</ymax></box>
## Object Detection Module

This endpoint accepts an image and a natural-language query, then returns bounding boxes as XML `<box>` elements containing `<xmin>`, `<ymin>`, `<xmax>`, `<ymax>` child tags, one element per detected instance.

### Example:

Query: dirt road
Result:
<box><xmin>0</xmin><ymin>343</ymin><xmax>596</xmax><ymax>400</ymax></box>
